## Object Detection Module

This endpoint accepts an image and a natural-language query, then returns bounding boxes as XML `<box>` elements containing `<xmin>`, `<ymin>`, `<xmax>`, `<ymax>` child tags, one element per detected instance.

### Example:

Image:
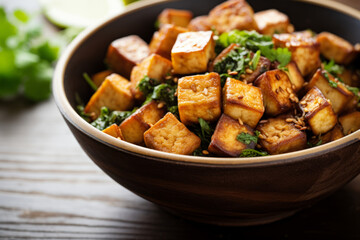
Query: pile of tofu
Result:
<box><xmin>84</xmin><ymin>0</ymin><xmax>360</xmax><ymax>156</ymax></box>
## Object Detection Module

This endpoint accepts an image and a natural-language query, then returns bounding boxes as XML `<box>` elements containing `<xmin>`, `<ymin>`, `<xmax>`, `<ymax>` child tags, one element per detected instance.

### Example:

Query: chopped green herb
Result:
<box><xmin>251</xmin><ymin>50</ymin><xmax>261</xmax><ymax>70</ymax></box>
<box><xmin>83</xmin><ymin>72</ymin><xmax>98</xmax><ymax>91</ymax></box>
<box><xmin>323</xmin><ymin>59</ymin><xmax>344</xmax><ymax>75</ymax></box>
<box><xmin>239</xmin><ymin>149</ymin><xmax>268</xmax><ymax>157</ymax></box>
<box><xmin>323</xmin><ymin>71</ymin><xmax>338</xmax><ymax>88</ymax></box>
<box><xmin>191</xmin><ymin>118</ymin><xmax>215</xmax><ymax>151</ymax></box>
<box><xmin>90</xmin><ymin>106</ymin><xmax>137</xmax><ymax>131</ymax></box>
<box><xmin>307</xmin><ymin>139</ymin><xmax>322</xmax><ymax>148</ymax></box>
<box><xmin>137</xmin><ymin>75</ymin><xmax>160</xmax><ymax>96</ymax></box>
<box><xmin>329</xmin><ymin>80</ymin><xmax>338</xmax><ymax>88</ymax></box>
<box><xmin>347</xmin><ymin>86</ymin><xmax>359</xmax><ymax>96</ymax></box>
<box><xmin>236</xmin><ymin>132</ymin><xmax>258</xmax><ymax>145</ymax></box>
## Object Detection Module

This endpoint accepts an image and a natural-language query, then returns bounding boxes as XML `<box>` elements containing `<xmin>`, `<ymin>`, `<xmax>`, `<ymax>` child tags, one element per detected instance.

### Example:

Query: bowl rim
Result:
<box><xmin>53</xmin><ymin>0</ymin><xmax>360</xmax><ymax>166</ymax></box>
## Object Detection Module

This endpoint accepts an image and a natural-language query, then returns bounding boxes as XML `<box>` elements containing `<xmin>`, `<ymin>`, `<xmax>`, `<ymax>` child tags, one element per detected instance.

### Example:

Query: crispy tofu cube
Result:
<box><xmin>187</xmin><ymin>15</ymin><xmax>211</xmax><ymax>31</ymax></box>
<box><xmin>299</xmin><ymin>87</ymin><xmax>337</xmax><ymax>135</ymax></box>
<box><xmin>339</xmin><ymin>111</ymin><xmax>360</xmax><ymax>135</ymax></box>
<box><xmin>119</xmin><ymin>101</ymin><xmax>166</xmax><ymax>145</ymax></box>
<box><xmin>208</xmin><ymin>0</ymin><xmax>258</xmax><ymax>34</ymax></box>
<box><xmin>102</xmin><ymin>124</ymin><xmax>123</xmax><ymax>139</ymax></box>
<box><xmin>318</xmin><ymin>124</ymin><xmax>344</xmax><ymax>144</ymax></box>
<box><xmin>254</xmin><ymin>9</ymin><xmax>294</xmax><ymax>35</ymax></box>
<box><xmin>106</xmin><ymin>35</ymin><xmax>150</xmax><ymax>79</ymax></box>
<box><xmin>178</xmin><ymin>72</ymin><xmax>221</xmax><ymax>125</ymax></box>
<box><xmin>316</xmin><ymin>32</ymin><xmax>357</xmax><ymax>65</ymax></box>
<box><xmin>208</xmin><ymin>114</ymin><xmax>255</xmax><ymax>157</ymax></box>
<box><xmin>144</xmin><ymin>112</ymin><xmax>201</xmax><ymax>155</ymax></box>
<box><xmin>223</xmin><ymin>77</ymin><xmax>264</xmax><ymax>128</ymax></box>
<box><xmin>254</xmin><ymin>69</ymin><xmax>295</xmax><ymax>116</ymax></box>
<box><xmin>85</xmin><ymin>73</ymin><xmax>134</xmax><ymax>119</ymax></box>
<box><xmin>157</xmin><ymin>8</ymin><xmax>193</xmax><ymax>28</ymax></box>
<box><xmin>306</xmin><ymin>69</ymin><xmax>354</xmax><ymax>114</ymax></box>
<box><xmin>171</xmin><ymin>31</ymin><xmax>215</xmax><ymax>74</ymax></box>
<box><xmin>130</xmin><ymin>54</ymin><xmax>172</xmax><ymax>100</ymax></box>
<box><xmin>149</xmin><ymin>24</ymin><xmax>188</xmax><ymax>59</ymax></box>
<box><xmin>273</xmin><ymin>33</ymin><xmax>320</xmax><ymax>76</ymax></box>
<box><xmin>209</xmin><ymin>43</ymin><xmax>271</xmax><ymax>83</ymax></box>
<box><xmin>256</xmin><ymin>116</ymin><xmax>307</xmax><ymax>154</ymax></box>
<box><xmin>284</xmin><ymin>61</ymin><xmax>304</xmax><ymax>92</ymax></box>
<box><xmin>92</xmin><ymin>70</ymin><xmax>113</xmax><ymax>88</ymax></box>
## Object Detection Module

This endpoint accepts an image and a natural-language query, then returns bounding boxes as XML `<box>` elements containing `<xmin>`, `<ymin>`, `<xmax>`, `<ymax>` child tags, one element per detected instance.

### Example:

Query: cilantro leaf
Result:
<box><xmin>137</xmin><ymin>75</ymin><xmax>160</xmax><ymax>96</ymax></box>
<box><xmin>90</xmin><ymin>106</ymin><xmax>137</xmax><ymax>131</ymax></box>
<box><xmin>323</xmin><ymin>60</ymin><xmax>344</xmax><ymax>75</ymax></box>
<box><xmin>239</xmin><ymin>149</ymin><xmax>268</xmax><ymax>157</ymax></box>
<box><xmin>191</xmin><ymin>118</ymin><xmax>215</xmax><ymax>151</ymax></box>
<box><xmin>236</xmin><ymin>132</ymin><xmax>258</xmax><ymax>145</ymax></box>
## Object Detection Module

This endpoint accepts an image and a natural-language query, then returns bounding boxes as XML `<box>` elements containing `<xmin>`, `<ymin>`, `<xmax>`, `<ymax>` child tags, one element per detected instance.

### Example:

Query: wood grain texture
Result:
<box><xmin>0</xmin><ymin>0</ymin><xmax>360</xmax><ymax>239</ymax></box>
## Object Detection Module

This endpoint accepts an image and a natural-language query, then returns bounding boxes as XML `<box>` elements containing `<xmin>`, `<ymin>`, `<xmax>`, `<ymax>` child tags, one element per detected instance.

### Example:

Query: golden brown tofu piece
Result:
<box><xmin>144</xmin><ymin>112</ymin><xmax>201</xmax><ymax>155</ymax></box>
<box><xmin>149</xmin><ymin>24</ymin><xmax>188</xmax><ymax>59</ymax></box>
<box><xmin>85</xmin><ymin>73</ymin><xmax>134</xmax><ymax>119</ymax></box>
<box><xmin>316</xmin><ymin>32</ymin><xmax>357</xmax><ymax>65</ymax></box>
<box><xmin>106</xmin><ymin>35</ymin><xmax>150</xmax><ymax>79</ymax></box>
<box><xmin>208</xmin><ymin>114</ymin><xmax>255</xmax><ymax>157</ymax></box>
<box><xmin>92</xmin><ymin>70</ymin><xmax>114</xmax><ymax>88</ymax></box>
<box><xmin>178</xmin><ymin>72</ymin><xmax>221</xmax><ymax>125</ymax></box>
<box><xmin>338</xmin><ymin>68</ymin><xmax>360</xmax><ymax>88</ymax></box>
<box><xmin>187</xmin><ymin>15</ymin><xmax>211</xmax><ymax>31</ymax></box>
<box><xmin>299</xmin><ymin>87</ymin><xmax>337</xmax><ymax>135</ymax></box>
<box><xmin>208</xmin><ymin>0</ymin><xmax>258</xmax><ymax>34</ymax></box>
<box><xmin>157</xmin><ymin>8</ymin><xmax>193</xmax><ymax>28</ymax></box>
<box><xmin>254</xmin><ymin>9</ymin><xmax>294</xmax><ymax>35</ymax></box>
<box><xmin>339</xmin><ymin>111</ymin><xmax>360</xmax><ymax>135</ymax></box>
<box><xmin>223</xmin><ymin>77</ymin><xmax>264</xmax><ymax>128</ymax></box>
<box><xmin>254</xmin><ymin>69</ymin><xmax>295</xmax><ymax>116</ymax></box>
<box><xmin>119</xmin><ymin>101</ymin><xmax>166</xmax><ymax>145</ymax></box>
<box><xmin>171</xmin><ymin>31</ymin><xmax>215</xmax><ymax>74</ymax></box>
<box><xmin>130</xmin><ymin>54</ymin><xmax>172</xmax><ymax>100</ymax></box>
<box><xmin>257</xmin><ymin>116</ymin><xmax>307</xmax><ymax>155</ymax></box>
<box><xmin>273</xmin><ymin>33</ymin><xmax>320</xmax><ymax>76</ymax></box>
<box><xmin>318</xmin><ymin>124</ymin><xmax>344</xmax><ymax>144</ymax></box>
<box><xmin>284</xmin><ymin>61</ymin><xmax>304</xmax><ymax>93</ymax></box>
<box><xmin>102</xmin><ymin>124</ymin><xmax>123</xmax><ymax>139</ymax></box>
<box><xmin>306</xmin><ymin>69</ymin><xmax>354</xmax><ymax>114</ymax></box>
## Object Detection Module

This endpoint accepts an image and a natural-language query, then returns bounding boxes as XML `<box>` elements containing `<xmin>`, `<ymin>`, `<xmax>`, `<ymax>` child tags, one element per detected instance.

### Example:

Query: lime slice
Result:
<box><xmin>40</xmin><ymin>0</ymin><xmax>124</xmax><ymax>28</ymax></box>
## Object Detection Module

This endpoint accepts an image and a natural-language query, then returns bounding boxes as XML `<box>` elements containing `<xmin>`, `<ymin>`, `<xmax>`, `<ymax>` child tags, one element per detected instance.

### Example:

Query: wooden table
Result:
<box><xmin>1</xmin><ymin>1</ymin><xmax>359</xmax><ymax>239</ymax></box>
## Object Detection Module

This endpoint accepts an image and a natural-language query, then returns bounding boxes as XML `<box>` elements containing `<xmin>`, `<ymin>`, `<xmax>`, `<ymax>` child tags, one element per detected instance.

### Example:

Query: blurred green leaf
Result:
<box><xmin>24</xmin><ymin>61</ymin><xmax>53</xmax><ymax>101</ymax></box>
<box><xmin>14</xmin><ymin>9</ymin><xmax>29</xmax><ymax>23</ymax></box>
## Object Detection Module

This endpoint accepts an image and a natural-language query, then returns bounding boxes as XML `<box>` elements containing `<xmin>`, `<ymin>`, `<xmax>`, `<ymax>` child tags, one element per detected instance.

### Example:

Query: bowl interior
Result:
<box><xmin>59</xmin><ymin>0</ymin><xmax>360</xmax><ymax>164</ymax></box>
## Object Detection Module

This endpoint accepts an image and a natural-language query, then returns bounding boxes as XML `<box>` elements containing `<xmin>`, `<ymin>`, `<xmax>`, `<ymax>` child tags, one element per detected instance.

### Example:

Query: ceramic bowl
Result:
<box><xmin>53</xmin><ymin>0</ymin><xmax>360</xmax><ymax>226</ymax></box>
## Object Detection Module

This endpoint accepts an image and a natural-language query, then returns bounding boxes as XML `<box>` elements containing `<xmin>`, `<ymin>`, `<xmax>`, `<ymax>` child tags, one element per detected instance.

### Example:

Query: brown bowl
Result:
<box><xmin>53</xmin><ymin>0</ymin><xmax>360</xmax><ymax>226</ymax></box>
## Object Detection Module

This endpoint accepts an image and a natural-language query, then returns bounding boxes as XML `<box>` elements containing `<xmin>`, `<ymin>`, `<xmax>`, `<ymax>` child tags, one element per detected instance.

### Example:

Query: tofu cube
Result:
<box><xmin>119</xmin><ymin>101</ymin><xmax>166</xmax><ymax>145</ymax></box>
<box><xmin>157</xmin><ymin>8</ymin><xmax>193</xmax><ymax>28</ymax></box>
<box><xmin>223</xmin><ymin>77</ymin><xmax>264</xmax><ymax>128</ymax></box>
<box><xmin>316</xmin><ymin>32</ymin><xmax>357</xmax><ymax>65</ymax></box>
<box><xmin>171</xmin><ymin>31</ymin><xmax>215</xmax><ymax>74</ymax></box>
<box><xmin>299</xmin><ymin>87</ymin><xmax>337</xmax><ymax>135</ymax></box>
<box><xmin>149</xmin><ymin>24</ymin><xmax>188</xmax><ymax>59</ymax></box>
<box><xmin>102</xmin><ymin>124</ymin><xmax>123</xmax><ymax>139</ymax></box>
<box><xmin>92</xmin><ymin>70</ymin><xmax>113</xmax><ymax>88</ymax></box>
<box><xmin>106</xmin><ymin>35</ymin><xmax>150</xmax><ymax>79</ymax></box>
<box><xmin>317</xmin><ymin>124</ymin><xmax>344</xmax><ymax>144</ymax></box>
<box><xmin>338</xmin><ymin>68</ymin><xmax>360</xmax><ymax>88</ymax></box>
<box><xmin>208</xmin><ymin>0</ymin><xmax>258</xmax><ymax>34</ymax></box>
<box><xmin>177</xmin><ymin>72</ymin><xmax>222</xmax><ymax>125</ymax></box>
<box><xmin>85</xmin><ymin>73</ymin><xmax>134</xmax><ymax>119</ymax></box>
<box><xmin>144</xmin><ymin>112</ymin><xmax>201</xmax><ymax>155</ymax></box>
<box><xmin>254</xmin><ymin>9</ymin><xmax>294</xmax><ymax>35</ymax></box>
<box><xmin>273</xmin><ymin>33</ymin><xmax>320</xmax><ymax>76</ymax></box>
<box><xmin>339</xmin><ymin>111</ymin><xmax>360</xmax><ymax>135</ymax></box>
<box><xmin>254</xmin><ymin>69</ymin><xmax>295</xmax><ymax>116</ymax></box>
<box><xmin>130</xmin><ymin>54</ymin><xmax>172</xmax><ymax>100</ymax></box>
<box><xmin>256</xmin><ymin>116</ymin><xmax>307</xmax><ymax>154</ymax></box>
<box><xmin>306</xmin><ymin>69</ymin><xmax>354</xmax><ymax>114</ymax></box>
<box><xmin>188</xmin><ymin>15</ymin><xmax>211</xmax><ymax>31</ymax></box>
<box><xmin>208</xmin><ymin>114</ymin><xmax>255</xmax><ymax>157</ymax></box>
<box><xmin>284</xmin><ymin>61</ymin><xmax>304</xmax><ymax>92</ymax></box>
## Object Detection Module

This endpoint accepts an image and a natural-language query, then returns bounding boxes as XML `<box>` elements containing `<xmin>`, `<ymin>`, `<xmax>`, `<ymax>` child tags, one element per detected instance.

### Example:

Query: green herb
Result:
<box><xmin>192</xmin><ymin>148</ymin><xmax>204</xmax><ymax>156</ymax></box>
<box><xmin>191</xmin><ymin>118</ymin><xmax>215</xmax><ymax>151</ymax></box>
<box><xmin>217</xmin><ymin>30</ymin><xmax>291</xmax><ymax>69</ymax></box>
<box><xmin>236</xmin><ymin>132</ymin><xmax>258</xmax><ymax>145</ymax></box>
<box><xmin>239</xmin><ymin>149</ymin><xmax>268</xmax><ymax>157</ymax></box>
<box><xmin>323</xmin><ymin>71</ymin><xmax>338</xmax><ymax>88</ymax></box>
<box><xmin>323</xmin><ymin>59</ymin><xmax>344</xmax><ymax>75</ymax></box>
<box><xmin>137</xmin><ymin>75</ymin><xmax>160</xmax><ymax>96</ymax></box>
<box><xmin>307</xmin><ymin>139</ymin><xmax>322</xmax><ymax>148</ymax></box>
<box><xmin>347</xmin><ymin>86</ymin><xmax>359</xmax><ymax>96</ymax></box>
<box><xmin>251</xmin><ymin>50</ymin><xmax>261</xmax><ymax>70</ymax></box>
<box><xmin>90</xmin><ymin>106</ymin><xmax>137</xmax><ymax>131</ymax></box>
<box><xmin>278</xmin><ymin>66</ymin><xmax>289</xmax><ymax>72</ymax></box>
<box><xmin>83</xmin><ymin>72</ymin><xmax>98</xmax><ymax>91</ymax></box>
<box><xmin>0</xmin><ymin>7</ymin><xmax>61</xmax><ymax>101</ymax></box>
